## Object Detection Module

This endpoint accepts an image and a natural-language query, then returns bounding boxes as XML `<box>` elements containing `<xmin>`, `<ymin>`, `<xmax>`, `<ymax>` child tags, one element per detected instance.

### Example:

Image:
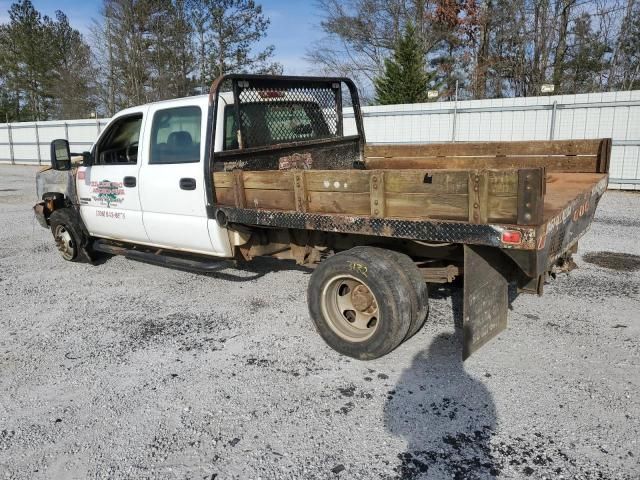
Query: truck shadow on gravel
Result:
<box><xmin>385</xmin><ymin>328</ymin><xmax>625</xmax><ymax>479</ymax></box>
<box><xmin>384</xmin><ymin>332</ymin><xmax>500</xmax><ymax>479</ymax></box>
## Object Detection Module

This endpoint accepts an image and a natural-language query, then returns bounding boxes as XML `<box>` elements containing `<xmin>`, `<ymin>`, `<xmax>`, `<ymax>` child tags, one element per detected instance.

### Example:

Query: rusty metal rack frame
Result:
<box><xmin>205</xmin><ymin>74</ymin><xmax>366</xmax><ymax>215</ymax></box>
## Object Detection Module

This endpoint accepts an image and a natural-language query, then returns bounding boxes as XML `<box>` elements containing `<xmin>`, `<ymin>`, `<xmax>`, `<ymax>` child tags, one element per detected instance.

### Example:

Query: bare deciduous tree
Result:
<box><xmin>310</xmin><ymin>0</ymin><xmax>640</xmax><ymax>101</ymax></box>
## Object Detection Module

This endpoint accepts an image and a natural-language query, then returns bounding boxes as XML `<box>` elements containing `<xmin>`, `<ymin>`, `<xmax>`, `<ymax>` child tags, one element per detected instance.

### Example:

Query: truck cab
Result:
<box><xmin>40</xmin><ymin>85</ymin><xmax>342</xmax><ymax>260</ymax></box>
<box><xmin>74</xmin><ymin>95</ymin><xmax>231</xmax><ymax>257</ymax></box>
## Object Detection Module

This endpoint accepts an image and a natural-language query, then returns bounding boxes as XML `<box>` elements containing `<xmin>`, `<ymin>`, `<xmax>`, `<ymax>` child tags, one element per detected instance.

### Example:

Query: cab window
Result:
<box><xmin>96</xmin><ymin>114</ymin><xmax>142</xmax><ymax>165</ymax></box>
<box><xmin>223</xmin><ymin>102</ymin><xmax>333</xmax><ymax>150</ymax></box>
<box><xmin>150</xmin><ymin>106</ymin><xmax>202</xmax><ymax>164</ymax></box>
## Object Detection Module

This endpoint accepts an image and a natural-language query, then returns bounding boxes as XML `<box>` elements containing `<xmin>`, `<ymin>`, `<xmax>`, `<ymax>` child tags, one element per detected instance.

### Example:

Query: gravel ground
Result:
<box><xmin>1</xmin><ymin>165</ymin><xmax>639</xmax><ymax>480</ymax></box>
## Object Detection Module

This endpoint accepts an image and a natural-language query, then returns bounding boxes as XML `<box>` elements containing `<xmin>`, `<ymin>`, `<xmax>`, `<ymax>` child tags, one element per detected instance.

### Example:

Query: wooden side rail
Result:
<box><xmin>213</xmin><ymin>167</ymin><xmax>545</xmax><ymax>225</ymax></box>
<box><xmin>365</xmin><ymin>139</ymin><xmax>611</xmax><ymax>173</ymax></box>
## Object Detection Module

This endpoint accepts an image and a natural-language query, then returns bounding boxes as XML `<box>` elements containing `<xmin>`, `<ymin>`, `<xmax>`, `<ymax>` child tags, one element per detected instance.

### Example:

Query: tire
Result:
<box><xmin>307</xmin><ymin>247</ymin><xmax>412</xmax><ymax>360</ymax></box>
<box><xmin>49</xmin><ymin>209</ymin><xmax>90</xmax><ymax>263</ymax></box>
<box><xmin>355</xmin><ymin>247</ymin><xmax>429</xmax><ymax>340</ymax></box>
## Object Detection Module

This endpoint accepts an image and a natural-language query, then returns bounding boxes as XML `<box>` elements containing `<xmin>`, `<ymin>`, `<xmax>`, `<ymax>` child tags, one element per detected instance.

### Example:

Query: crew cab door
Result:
<box><xmin>76</xmin><ymin>109</ymin><xmax>149</xmax><ymax>243</ymax></box>
<box><xmin>138</xmin><ymin>100</ymin><xmax>231</xmax><ymax>256</ymax></box>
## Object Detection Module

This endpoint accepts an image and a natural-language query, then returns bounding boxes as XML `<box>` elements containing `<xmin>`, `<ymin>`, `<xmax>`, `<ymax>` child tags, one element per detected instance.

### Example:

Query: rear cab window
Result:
<box><xmin>223</xmin><ymin>101</ymin><xmax>334</xmax><ymax>150</ymax></box>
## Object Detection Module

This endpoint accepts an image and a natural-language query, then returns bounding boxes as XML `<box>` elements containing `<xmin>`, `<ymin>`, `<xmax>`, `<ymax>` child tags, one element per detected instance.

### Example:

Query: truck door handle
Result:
<box><xmin>123</xmin><ymin>176</ymin><xmax>136</xmax><ymax>187</ymax></box>
<box><xmin>180</xmin><ymin>178</ymin><xmax>196</xmax><ymax>190</ymax></box>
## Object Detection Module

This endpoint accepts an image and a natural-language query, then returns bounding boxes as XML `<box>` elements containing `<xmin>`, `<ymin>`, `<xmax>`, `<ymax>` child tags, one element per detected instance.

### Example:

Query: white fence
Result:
<box><xmin>0</xmin><ymin>118</ymin><xmax>109</xmax><ymax>167</ymax></box>
<box><xmin>2</xmin><ymin>90</ymin><xmax>639</xmax><ymax>189</ymax></box>
<box><xmin>345</xmin><ymin>90</ymin><xmax>640</xmax><ymax>190</ymax></box>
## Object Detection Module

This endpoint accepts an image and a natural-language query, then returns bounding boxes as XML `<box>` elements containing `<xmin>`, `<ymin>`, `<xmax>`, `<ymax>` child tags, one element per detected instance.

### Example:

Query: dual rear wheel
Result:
<box><xmin>308</xmin><ymin>247</ymin><xmax>429</xmax><ymax>360</ymax></box>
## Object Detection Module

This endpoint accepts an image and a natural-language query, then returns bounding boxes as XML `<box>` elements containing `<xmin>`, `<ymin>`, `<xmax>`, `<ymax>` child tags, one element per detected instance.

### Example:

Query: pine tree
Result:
<box><xmin>49</xmin><ymin>11</ymin><xmax>96</xmax><ymax>119</ymax></box>
<box><xmin>563</xmin><ymin>13</ymin><xmax>607</xmax><ymax>94</ymax></box>
<box><xmin>0</xmin><ymin>1</ymin><xmax>95</xmax><ymax>120</ymax></box>
<box><xmin>374</xmin><ymin>23</ymin><xmax>434</xmax><ymax>105</ymax></box>
<box><xmin>0</xmin><ymin>0</ymin><xmax>52</xmax><ymax>120</ymax></box>
<box><xmin>190</xmin><ymin>0</ymin><xmax>282</xmax><ymax>89</ymax></box>
<box><xmin>616</xmin><ymin>1</ymin><xmax>640</xmax><ymax>90</ymax></box>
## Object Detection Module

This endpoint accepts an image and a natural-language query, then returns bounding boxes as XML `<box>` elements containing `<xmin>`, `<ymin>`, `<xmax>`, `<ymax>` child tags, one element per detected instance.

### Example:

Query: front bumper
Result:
<box><xmin>33</xmin><ymin>202</ymin><xmax>48</xmax><ymax>229</ymax></box>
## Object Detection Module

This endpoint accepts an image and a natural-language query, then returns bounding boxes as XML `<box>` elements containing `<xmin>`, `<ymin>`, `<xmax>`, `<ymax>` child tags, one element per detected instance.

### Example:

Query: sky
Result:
<box><xmin>0</xmin><ymin>0</ymin><xmax>327</xmax><ymax>75</ymax></box>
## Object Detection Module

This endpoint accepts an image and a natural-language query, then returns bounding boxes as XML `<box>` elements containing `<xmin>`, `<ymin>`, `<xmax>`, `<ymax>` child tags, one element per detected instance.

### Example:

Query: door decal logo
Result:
<box><xmin>90</xmin><ymin>180</ymin><xmax>125</xmax><ymax>207</ymax></box>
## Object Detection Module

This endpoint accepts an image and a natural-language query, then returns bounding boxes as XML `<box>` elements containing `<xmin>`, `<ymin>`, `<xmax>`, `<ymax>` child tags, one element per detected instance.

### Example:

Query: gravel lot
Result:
<box><xmin>1</xmin><ymin>165</ymin><xmax>639</xmax><ymax>479</ymax></box>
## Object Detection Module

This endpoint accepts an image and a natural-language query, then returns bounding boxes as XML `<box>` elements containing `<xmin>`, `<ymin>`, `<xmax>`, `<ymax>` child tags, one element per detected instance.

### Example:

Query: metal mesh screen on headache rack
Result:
<box><xmin>234</xmin><ymin>79</ymin><xmax>343</xmax><ymax>149</ymax></box>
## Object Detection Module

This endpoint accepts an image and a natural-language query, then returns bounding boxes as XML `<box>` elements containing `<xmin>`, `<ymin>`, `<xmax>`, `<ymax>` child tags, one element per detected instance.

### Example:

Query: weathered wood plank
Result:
<box><xmin>385</xmin><ymin>193</ymin><xmax>469</xmax><ymax>220</ymax></box>
<box><xmin>365</xmin><ymin>139</ymin><xmax>603</xmax><ymax>158</ymax></box>
<box><xmin>384</xmin><ymin>170</ymin><xmax>469</xmax><ymax>194</ymax></box>
<box><xmin>304</xmin><ymin>170</ymin><xmax>370</xmax><ymax>192</ymax></box>
<box><xmin>293</xmin><ymin>170</ymin><xmax>308</xmax><ymax>212</ymax></box>
<box><xmin>216</xmin><ymin>165</ymin><xmax>525</xmax><ymax>224</ymax></box>
<box><xmin>243</xmin><ymin>170</ymin><xmax>294</xmax><ymax>190</ymax></box>
<box><xmin>232</xmin><ymin>170</ymin><xmax>246</xmax><ymax>208</ymax></box>
<box><xmin>364</xmin><ymin>156</ymin><xmax>598</xmax><ymax>172</ymax></box>
<box><xmin>214</xmin><ymin>186</ymin><xmax>235</xmax><ymax>206</ymax></box>
<box><xmin>596</xmin><ymin>138</ymin><xmax>612</xmax><ymax>173</ymax></box>
<box><xmin>545</xmin><ymin>172</ymin><xmax>604</xmax><ymax>185</ymax></box>
<box><xmin>307</xmin><ymin>191</ymin><xmax>371</xmax><ymax>215</ymax></box>
<box><xmin>488</xmin><ymin>170</ymin><xmax>519</xmax><ymax>194</ymax></box>
<box><xmin>244</xmin><ymin>189</ymin><xmax>295</xmax><ymax>210</ymax></box>
<box><xmin>213</xmin><ymin>172</ymin><xmax>233</xmax><ymax>188</ymax></box>
<box><xmin>488</xmin><ymin>196</ymin><xmax>518</xmax><ymax>223</ymax></box>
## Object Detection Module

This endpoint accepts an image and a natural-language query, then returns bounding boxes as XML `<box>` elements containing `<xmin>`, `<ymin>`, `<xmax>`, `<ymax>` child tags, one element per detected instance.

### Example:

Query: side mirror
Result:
<box><xmin>50</xmin><ymin>139</ymin><xmax>71</xmax><ymax>171</ymax></box>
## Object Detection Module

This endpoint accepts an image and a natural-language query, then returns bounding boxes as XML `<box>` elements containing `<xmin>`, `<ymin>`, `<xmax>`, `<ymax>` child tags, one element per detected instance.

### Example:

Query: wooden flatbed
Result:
<box><xmin>212</xmin><ymin>139</ymin><xmax>610</xmax><ymax>277</ymax></box>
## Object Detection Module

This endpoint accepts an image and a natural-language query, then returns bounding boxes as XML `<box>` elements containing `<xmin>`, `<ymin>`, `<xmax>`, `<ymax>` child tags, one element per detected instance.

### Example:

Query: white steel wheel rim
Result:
<box><xmin>53</xmin><ymin>225</ymin><xmax>76</xmax><ymax>260</ymax></box>
<box><xmin>320</xmin><ymin>274</ymin><xmax>380</xmax><ymax>342</ymax></box>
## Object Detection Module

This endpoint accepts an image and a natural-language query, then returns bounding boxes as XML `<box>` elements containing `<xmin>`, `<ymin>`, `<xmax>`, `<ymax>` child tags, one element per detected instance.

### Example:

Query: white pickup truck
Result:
<box><xmin>35</xmin><ymin>74</ymin><xmax>610</xmax><ymax>360</ymax></box>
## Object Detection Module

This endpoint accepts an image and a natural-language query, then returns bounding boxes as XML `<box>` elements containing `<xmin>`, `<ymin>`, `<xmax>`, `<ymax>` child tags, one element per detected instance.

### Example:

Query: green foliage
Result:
<box><xmin>190</xmin><ymin>0</ymin><xmax>282</xmax><ymax>91</ymax></box>
<box><xmin>49</xmin><ymin>11</ymin><xmax>96</xmax><ymax>119</ymax></box>
<box><xmin>374</xmin><ymin>23</ymin><xmax>436</xmax><ymax>105</ymax></box>
<box><xmin>93</xmin><ymin>0</ymin><xmax>196</xmax><ymax>113</ymax></box>
<box><xmin>312</xmin><ymin>0</ymin><xmax>640</xmax><ymax>100</ymax></box>
<box><xmin>563</xmin><ymin>13</ymin><xmax>608</xmax><ymax>94</ymax></box>
<box><xmin>0</xmin><ymin>0</ymin><xmax>94</xmax><ymax>121</ymax></box>
<box><xmin>615</xmin><ymin>2</ymin><xmax>640</xmax><ymax>90</ymax></box>
<box><xmin>0</xmin><ymin>0</ymin><xmax>281</xmax><ymax>120</ymax></box>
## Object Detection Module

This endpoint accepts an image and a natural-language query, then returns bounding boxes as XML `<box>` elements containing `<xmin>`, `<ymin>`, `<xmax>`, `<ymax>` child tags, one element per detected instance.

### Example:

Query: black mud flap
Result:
<box><xmin>463</xmin><ymin>245</ymin><xmax>509</xmax><ymax>360</ymax></box>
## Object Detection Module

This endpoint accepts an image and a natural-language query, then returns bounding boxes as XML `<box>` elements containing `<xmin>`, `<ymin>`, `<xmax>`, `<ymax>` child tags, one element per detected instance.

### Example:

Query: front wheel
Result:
<box><xmin>307</xmin><ymin>247</ymin><xmax>412</xmax><ymax>360</ymax></box>
<box><xmin>49</xmin><ymin>209</ymin><xmax>90</xmax><ymax>263</ymax></box>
